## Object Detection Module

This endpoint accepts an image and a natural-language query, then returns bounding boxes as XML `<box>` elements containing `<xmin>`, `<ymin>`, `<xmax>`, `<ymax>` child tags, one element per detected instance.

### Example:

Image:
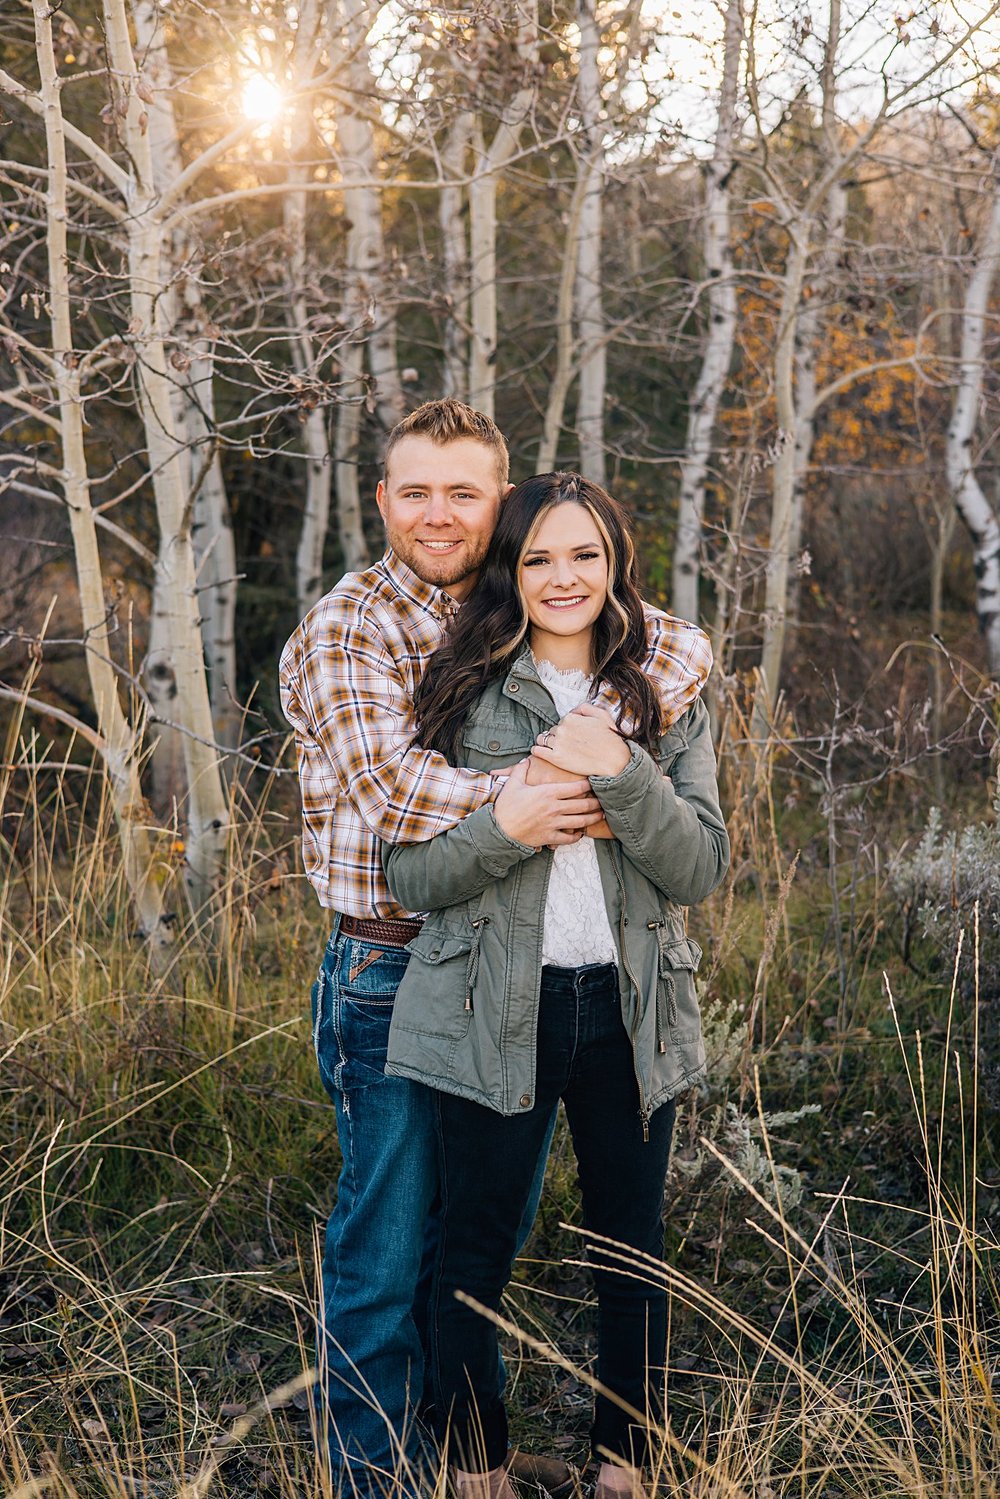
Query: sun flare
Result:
<box><xmin>241</xmin><ymin>74</ymin><xmax>284</xmax><ymax>124</ymax></box>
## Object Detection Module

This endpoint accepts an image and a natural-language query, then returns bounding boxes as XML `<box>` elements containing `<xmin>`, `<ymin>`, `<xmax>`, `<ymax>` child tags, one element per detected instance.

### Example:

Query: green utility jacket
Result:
<box><xmin>383</xmin><ymin>647</ymin><xmax>730</xmax><ymax>1130</ymax></box>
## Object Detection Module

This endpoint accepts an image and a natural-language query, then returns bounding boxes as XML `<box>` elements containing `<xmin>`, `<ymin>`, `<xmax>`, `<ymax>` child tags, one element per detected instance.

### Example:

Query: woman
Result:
<box><xmin>383</xmin><ymin>474</ymin><xmax>729</xmax><ymax>1499</ymax></box>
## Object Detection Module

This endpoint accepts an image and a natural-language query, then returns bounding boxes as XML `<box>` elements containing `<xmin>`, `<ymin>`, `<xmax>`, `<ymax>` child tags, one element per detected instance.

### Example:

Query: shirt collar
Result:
<box><xmin>380</xmin><ymin>547</ymin><xmax>461</xmax><ymax>620</ymax></box>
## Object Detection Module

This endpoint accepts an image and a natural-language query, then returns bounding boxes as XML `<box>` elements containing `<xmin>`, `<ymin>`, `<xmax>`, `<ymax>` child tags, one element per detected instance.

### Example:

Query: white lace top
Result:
<box><xmin>534</xmin><ymin>657</ymin><xmax>619</xmax><ymax>969</ymax></box>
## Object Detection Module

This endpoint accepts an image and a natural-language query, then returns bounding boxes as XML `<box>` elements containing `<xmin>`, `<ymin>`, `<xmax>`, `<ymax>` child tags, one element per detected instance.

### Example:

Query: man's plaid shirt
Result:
<box><xmin>279</xmin><ymin>548</ymin><xmax>714</xmax><ymax>918</ymax></box>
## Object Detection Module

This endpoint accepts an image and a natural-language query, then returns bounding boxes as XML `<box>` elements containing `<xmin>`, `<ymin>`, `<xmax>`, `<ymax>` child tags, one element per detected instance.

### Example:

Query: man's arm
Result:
<box><xmin>382</xmin><ymin>762</ymin><xmax>603</xmax><ymax>911</ymax></box>
<box><xmin>645</xmin><ymin>608</ymin><xmax>713</xmax><ymax>728</ymax></box>
<box><xmin>281</xmin><ymin>602</ymin><xmax>495</xmax><ymax>846</ymax></box>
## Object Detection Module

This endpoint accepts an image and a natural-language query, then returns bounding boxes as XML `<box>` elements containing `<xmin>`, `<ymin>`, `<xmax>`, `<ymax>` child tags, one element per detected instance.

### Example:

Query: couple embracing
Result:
<box><xmin>280</xmin><ymin>400</ymin><xmax>730</xmax><ymax>1499</ymax></box>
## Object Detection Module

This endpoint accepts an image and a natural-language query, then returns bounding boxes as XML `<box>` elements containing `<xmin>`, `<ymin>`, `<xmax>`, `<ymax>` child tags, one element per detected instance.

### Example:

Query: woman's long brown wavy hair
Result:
<box><xmin>414</xmin><ymin>473</ymin><xmax>664</xmax><ymax>763</ymax></box>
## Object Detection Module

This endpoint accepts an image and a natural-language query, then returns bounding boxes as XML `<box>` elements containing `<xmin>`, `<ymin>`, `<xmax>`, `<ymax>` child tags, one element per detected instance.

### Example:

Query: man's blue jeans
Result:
<box><xmin>311</xmin><ymin>921</ymin><xmax>554</xmax><ymax>1497</ymax></box>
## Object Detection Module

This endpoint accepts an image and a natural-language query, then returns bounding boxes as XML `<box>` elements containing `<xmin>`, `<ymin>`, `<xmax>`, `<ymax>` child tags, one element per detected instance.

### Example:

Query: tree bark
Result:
<box><xmin>671</xmin><ymin>0</ymin><xmax>742</xmax><ymax>623</ymax></box>
<box><xmin>290</xmin><ymin>0</ymin><xmax>335</xmax><ymax>612</ymax></box>
<box><xmin>133</xmin><ymin>0</ymin><xmax>240</xmax><ymax>757</ymax></box>
<box><xmin>785</xmin><ymin>0</ymin><xmax>845</xmax><ymax>649</ymax></box>
<box><xmin>102</xmin><ymin>0</ymin><xmax>230</xmax><ymax>910</ymax></box>
<box><xmin>32</xmin><ymin>0</ymin><xmax>174</xmax><ymax>963</ymax></box>
<box><xmin>574</xmin><ymin>0</ymin><xmax>606</xmax><ymax>484</ymax></box>
<box><xmin>537</xmin><ymin>174</ymin><xmax>587</xmax><ymax>472</ymax></box>
<box><xmin>467</xmin><ymin>1</ymin><xmax>539</xmax><ymax>419</ymax></box>
<box><xmin>326</xmin><ymin>0</ymin><xmax>398</xmax><ymax>570</ymax></box>
<box><xmin>945</xmin><ymin>158</ymin><xmax>1000</xmax><ymax>677</ymax></box>
<box><xmin>440</xmin><ymin>110</ymin><xmax>473</xmax><ymax>402</ymax></box>
<box><xmin>751</xmin><ymin>232</ymin><xmax>808</xmax><ymax>739</ymax></box>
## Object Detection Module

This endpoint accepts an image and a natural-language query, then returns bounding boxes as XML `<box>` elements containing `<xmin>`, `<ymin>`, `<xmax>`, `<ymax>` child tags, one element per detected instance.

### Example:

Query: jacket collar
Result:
<box><xmin>501</xmin><ymin>643</ymin><xmax>622</xmax><ymax>725</ymax></box>
<box><xmin>500</xmin><ymin>644</ymin><xmax>559</xmax><ymax>724</ymax></box>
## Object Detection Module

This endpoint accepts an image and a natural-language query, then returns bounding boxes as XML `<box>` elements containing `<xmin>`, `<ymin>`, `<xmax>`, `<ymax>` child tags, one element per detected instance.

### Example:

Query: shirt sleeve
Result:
<box><xmin>648</xmin><ymin>612</ymin><xmax>713</xmax><ymax>727</ymax></box>
<box><xmin>280</xmin><ymin>598</ymin><xmax>496</xmax><ymax>845</ymax></box>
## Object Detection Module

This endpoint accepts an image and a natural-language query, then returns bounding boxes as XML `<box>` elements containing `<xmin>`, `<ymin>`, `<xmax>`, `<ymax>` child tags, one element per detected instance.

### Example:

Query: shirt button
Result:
<box><xmin>519</xmin><ymin>1094</ymin><xmax>532</xmax><ymax>1108</ymax></box>
<box><xmin>488</xmin><ymin>740</ymin><xmax>501</xmax><ymax>751</ymax></box>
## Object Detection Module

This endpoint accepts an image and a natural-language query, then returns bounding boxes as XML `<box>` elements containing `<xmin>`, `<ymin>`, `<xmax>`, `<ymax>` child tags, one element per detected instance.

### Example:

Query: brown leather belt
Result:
<box><xmin>340</xmin><ymin>914</ymin><xmax>423</xmax><ymax>947</ymax></box>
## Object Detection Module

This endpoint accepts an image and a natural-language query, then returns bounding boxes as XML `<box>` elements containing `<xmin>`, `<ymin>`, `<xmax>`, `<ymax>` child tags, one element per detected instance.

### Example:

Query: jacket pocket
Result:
<box><xmin>395</xmin><ymin>927</ymin><xmax>477</xmax><ymax>1037</ymax></box>
<box><xmin>462</xmin><ymin>717</ymin><xmax>534</xmax><ymax>761</ymax></box>
<box><xmin>655</xmin><ymin>933</ymin><xmax>703</xmax><ymax>1048</ymax></box>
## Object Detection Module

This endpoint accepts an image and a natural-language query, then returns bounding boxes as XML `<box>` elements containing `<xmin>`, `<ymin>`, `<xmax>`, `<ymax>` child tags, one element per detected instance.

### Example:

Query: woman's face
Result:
<box><xmin>518</xmin><ymin>501</ymin><xmax>610</xmax><ymax>650</ymax></box>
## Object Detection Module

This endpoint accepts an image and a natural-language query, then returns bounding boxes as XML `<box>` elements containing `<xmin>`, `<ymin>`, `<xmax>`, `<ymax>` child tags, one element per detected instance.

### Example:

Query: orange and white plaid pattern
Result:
<box><xmin>279</xmin><ymin>548</ymin><xmax>713</xmax><ymax>917</ymax></box>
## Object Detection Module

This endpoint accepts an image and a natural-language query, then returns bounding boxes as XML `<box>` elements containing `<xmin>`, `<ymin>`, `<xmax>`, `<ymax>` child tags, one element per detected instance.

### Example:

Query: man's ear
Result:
<box><xmin>375</xmin><ymin>479</ymin><xmax>388</xmax><ymax>521</ymax></box>
<box><xmin>500</xmin><ymin>482</ymin><xmax>514</xmax><ymax>502</ymax></box>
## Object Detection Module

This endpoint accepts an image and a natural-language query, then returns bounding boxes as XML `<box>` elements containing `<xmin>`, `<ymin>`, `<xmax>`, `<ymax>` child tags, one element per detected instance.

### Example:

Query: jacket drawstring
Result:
<box><xmin>466</xmin><ymin>916</ymin><xmax>490</xmax><ymax>1011</ymax></box>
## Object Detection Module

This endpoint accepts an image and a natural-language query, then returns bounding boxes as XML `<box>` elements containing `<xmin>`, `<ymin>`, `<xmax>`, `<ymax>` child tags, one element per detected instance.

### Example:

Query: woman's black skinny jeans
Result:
<box><xmin>429</xmin><ymin>961</ymin><xmax>676</xmax><ymax>1472</ymax></box>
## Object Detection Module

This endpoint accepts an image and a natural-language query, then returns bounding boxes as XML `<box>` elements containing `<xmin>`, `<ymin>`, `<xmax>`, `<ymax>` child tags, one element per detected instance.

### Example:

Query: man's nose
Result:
<box><xmin>422</xmin><ymin>493</ymin><xmax>454</xmax><ymax>525</ymax></box>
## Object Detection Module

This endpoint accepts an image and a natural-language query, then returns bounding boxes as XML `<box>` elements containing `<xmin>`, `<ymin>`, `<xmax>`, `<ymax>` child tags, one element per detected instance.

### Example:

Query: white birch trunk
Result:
<box><xmin>187</xmin><ymin>354</ymin><xmax>240</xmax><ymax>753</ymax></box>
<box><xmin>537</xmin><ymin>174</ymin><xmax>587</xmax><ymax>472</ymax></box>
<box><xmin>785</xmin><ymin>0</ymin><xmax>845</xmax><ymax>645</ymax></box>
<box><xmin>340</xmin><ymin>0</ymin><xmax>404</xmax><ymax>440</ymax></box>
<box><xmin>133</xmin><ymin>0</ymin><xmax>240</xmax><ymax>757</ymax></box>
<box><xmin>440</xmin><ymin>110</ymin><xmax>473</xmax><ymax>401</ymax></box>
<box><xmin>751</xmin><ymin>233</ymin><xmax>808</xmax><ymax>739</ymax></box>
<box><xmin>32</xmin><ymin>0</ymin><xmax>174</xmax><ymax>962</ymax></box>
<box><xmin>467</xmin><ymin>1</ymin><xmax>540</xmax><ymax>418</ymax></box>
<box><xmin>752</xmin><ymin>0</ymin><xmax>845</xmax><ymax>736</ymax></box>
<box><xmin>335</xmin><ymin>334</ymin><xmax>368</xmax><ymax>571</ymax></box>
<box><xmin>289</xmin><ymin>0</ymin><xmax>335</xmax><ymax>612</ymax></box>
<box><xmin>102</xmin><ymin>0</ymin><xmax>230</xmax><ymax>909</ymax></box>
<box><xmin>468</xmin><ymin>117</ymin><xmax>499</xmax><ymax>420</ymax></box>
<box><xmin>325</xmin><ymin>0</ymin><xmax>396</xmax><ymax>570</ymax></box>
<box><xmin>945</xmin><ymin>160</ymin><xmax>1000</xmax><ymax>676</ymax></box>
<box><xmin>574</xmin><ymin>0</ymin><xmax>606</xmax><ymax>484</ymax></box>
<box><xmin>671</xmin><ymin>0</ymin><xmax>742</xmax><ymax>623</ymax></box>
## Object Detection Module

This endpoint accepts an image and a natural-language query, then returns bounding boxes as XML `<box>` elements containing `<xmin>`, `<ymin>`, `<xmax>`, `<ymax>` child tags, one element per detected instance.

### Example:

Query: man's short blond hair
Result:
<box><xmin>383</xmin><ymin>398</ymin><xmax>510</xmax><ymax>489</ymax></box>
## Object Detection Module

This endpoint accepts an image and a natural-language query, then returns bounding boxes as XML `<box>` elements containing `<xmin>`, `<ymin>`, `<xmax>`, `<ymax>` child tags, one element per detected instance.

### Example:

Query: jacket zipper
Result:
<box><xmin>648</xmin><ymin>918</ymin><xmax>668</xmax><ymax>1054</ymax></box>
<box><xmin>644</xmin><ymin>917</ymin><xmax>677</xmax><ymax>1049</ymax></box>
<box><xmin>612</xmin><ymin>850</ymin><xmax>650</xmax><ymax>1142</ymax></box>
<box><xmin>465</xmin><ymin>915</ymin><xmax>490</xmax><ymax>1011</ymax></box>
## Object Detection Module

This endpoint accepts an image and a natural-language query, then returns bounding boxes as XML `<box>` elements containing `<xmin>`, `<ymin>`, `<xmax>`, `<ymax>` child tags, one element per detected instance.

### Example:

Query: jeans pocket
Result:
<box><xmin>333</xmin><ymin>940</ymin><xmax>412</xmax><ymax>1093</ymax></box>
<box><xmin>312</xmin><ymin>961</ymin><xmax>340</xmax><ymax>1102</ymax></box>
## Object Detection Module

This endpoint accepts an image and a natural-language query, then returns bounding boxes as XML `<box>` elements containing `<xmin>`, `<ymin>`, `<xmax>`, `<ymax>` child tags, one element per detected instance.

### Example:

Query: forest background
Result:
<box><xmin>4</xmin><ymin>0</ymin><xmax>1000</xmax><ymax>1495</ymax></box>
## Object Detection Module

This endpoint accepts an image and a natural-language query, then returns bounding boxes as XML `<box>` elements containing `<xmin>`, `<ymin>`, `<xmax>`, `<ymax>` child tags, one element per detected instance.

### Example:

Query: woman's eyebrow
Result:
<box><xmin>523</xmin><ymin>542</ymin><xmax>598</xmax><ymax>556</ymax></box>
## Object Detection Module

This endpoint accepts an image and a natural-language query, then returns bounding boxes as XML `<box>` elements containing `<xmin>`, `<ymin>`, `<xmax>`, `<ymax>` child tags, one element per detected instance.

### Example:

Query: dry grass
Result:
<box><xmin>1</xmin><ymin>726</ymin><xmax>998</xmax><ymax>1498</ymax></box>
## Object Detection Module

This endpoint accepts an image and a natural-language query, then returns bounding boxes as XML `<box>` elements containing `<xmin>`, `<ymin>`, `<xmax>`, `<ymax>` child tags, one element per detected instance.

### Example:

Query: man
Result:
<box><xmin>280</xmin><ymin>400</ymin><xmax>607</xmax><ymax>1498</ymax></box>
<box><xmin>280</xmin><ymin>399</ymin><xmax>713</xmax><ymax>1497</ymax></box>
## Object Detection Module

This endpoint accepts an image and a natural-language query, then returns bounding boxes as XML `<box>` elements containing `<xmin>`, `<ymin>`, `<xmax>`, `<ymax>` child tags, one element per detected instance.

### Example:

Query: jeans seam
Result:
<box><xmin>429</xmin><ymin>1098</ymin><xmax>448</xmax><ymax>1432</ymax></box>
<box><xmin>330</xmin><ymin>943</ymin><xmax>347</xmax><ymax>1100</ymax></box>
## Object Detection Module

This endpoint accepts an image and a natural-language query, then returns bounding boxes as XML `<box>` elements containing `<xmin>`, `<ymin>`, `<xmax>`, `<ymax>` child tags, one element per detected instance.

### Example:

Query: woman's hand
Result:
<box><xmin>525</xmin><ymin>755</ymin><xmax>614</xmax><ymax>838</ymax></box>
<box><xmin>530</xmin><ymin>704</ymin><xmax>631</xmax><ymax>779</ymax></box>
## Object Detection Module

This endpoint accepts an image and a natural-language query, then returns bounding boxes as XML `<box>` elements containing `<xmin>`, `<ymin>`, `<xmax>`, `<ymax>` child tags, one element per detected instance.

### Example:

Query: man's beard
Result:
<box><xmin>390</xmin><ymin>531</ymin><xmax>491</xmax><ymax>590</ymax></box>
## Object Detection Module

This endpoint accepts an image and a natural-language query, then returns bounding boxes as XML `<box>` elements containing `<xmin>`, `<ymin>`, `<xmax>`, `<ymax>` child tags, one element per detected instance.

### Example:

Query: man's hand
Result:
<box><xmin>494</xmin><ymin>759</ymin><xmax>605</xmax><ymax>847</ymax></box>
<box><xmin>525</xmin><ymin>755</ymin><xmax>614</xmax><ymax>839</ymax></box>
<box><xmin>531</xmin><ymin>704</ymin><xmax>631</xmax><ymax>778</ymax></box>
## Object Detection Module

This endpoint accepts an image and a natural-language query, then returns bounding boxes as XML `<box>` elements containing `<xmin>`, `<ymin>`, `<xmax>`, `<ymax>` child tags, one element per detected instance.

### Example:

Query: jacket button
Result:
<box><xmin>519</xmin><ymin>1094</ymin><xmax>532</xmax><ymax>1108</ymax></box>
<box><xmin>488</xmin><ymin>740</ymin><xmax>501</xmax><ymax>751</ymax></box>
<box><xmin>430</xmin><ymin>950</ymin><xmax>440</xmax><ymax>959</ymax></box>
<box><xmin>509</xmin><ymin>682</ymin><xmax>520</xmax><ymax>693</ymax></box>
